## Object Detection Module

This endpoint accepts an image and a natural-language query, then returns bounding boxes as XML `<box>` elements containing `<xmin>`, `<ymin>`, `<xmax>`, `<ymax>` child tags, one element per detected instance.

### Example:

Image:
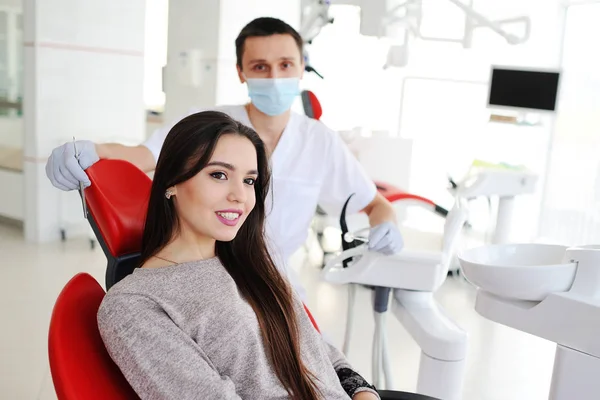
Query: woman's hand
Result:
<box><xmin>353</xmin><ymin>390</ymin><xmax>380</xmax><ymax>400</ymax></box>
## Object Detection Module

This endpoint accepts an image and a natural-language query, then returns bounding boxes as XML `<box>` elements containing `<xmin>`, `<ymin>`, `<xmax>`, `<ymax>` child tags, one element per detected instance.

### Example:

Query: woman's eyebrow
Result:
<box><xmin>206</xmin><ymin>161</ymin><xmax>234</xmax><ymax>170</ymax></box>
<box><xmin>206</xmin><ymin>161</ymin><xmax>257</xmax><ymax>175</ymax></box>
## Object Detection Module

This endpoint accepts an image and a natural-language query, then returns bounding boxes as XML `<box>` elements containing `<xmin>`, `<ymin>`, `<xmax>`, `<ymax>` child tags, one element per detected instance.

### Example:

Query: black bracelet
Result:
<box><xmin>336</xmin><ymin>367</ymin><xmax>377</xmax><ymax>397</ymax></box>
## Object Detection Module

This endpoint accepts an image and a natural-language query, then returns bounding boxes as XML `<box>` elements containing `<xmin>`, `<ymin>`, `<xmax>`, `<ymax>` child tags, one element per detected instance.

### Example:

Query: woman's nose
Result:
<box><xmin>228</xmin><ymin>182</ymin><xmax>247</xmax><ymax>203</ymax></box>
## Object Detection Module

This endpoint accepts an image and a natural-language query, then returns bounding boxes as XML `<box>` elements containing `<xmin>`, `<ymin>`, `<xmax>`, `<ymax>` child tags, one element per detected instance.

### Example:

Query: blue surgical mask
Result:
<box><xmin>244</xmin><ymin>76</ymin><xmax>300</xmax><ymax>116</ymax></box>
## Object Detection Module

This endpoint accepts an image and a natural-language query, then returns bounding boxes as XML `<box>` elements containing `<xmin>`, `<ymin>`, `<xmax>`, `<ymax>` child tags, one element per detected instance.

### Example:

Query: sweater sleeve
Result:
<box><xmin>323</xmin><ymin>340</ymin><xmax>380</xmax><ymax>399</ymax></box>
<box><xmin>97</xmin><ymin>293</ymin><xmax>242</xmax><ymax>400</ymax></box>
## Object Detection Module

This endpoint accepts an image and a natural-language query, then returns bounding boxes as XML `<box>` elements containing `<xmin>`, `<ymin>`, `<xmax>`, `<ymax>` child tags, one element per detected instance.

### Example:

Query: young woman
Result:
<box><xmin>97</xmin><ymin>111</ymin><xmax>379</xmax><ymax>399</ymax></box>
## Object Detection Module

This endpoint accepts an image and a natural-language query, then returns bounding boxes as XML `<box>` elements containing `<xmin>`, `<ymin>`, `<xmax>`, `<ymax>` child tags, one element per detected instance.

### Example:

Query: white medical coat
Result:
<box><xmin>143</xmin><ymin>105</ymin><xmax>377</xmax><ymax>299</ymax></box>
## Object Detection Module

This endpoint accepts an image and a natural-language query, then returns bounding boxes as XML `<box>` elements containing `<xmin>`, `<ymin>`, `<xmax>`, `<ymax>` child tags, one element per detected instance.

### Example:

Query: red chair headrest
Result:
<box><xmin>301</xmin><ymin>90</ymin><xmax>323</xmax><ymax>120</ymax></box>
<box><xmin>48</xmin><ymin>273</ymin><xmax>139</xmax><ymax>399</ymax></box>
<box><xmin>84</xmin><ymin>160</ymin><xmax>152</xmax><ymax>257</ymax></box>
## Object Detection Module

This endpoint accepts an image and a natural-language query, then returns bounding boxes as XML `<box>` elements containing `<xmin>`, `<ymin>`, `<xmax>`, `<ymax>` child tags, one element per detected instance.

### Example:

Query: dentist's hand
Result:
<box><xmin>45</xmin><ymin>140</ymin><xmax>99</xmax><ymax>191</ymax></box>
<box><xmin>368</xmin><ymin>221</ymin><xmax>403</xmax><ymax>255</ymax></box>
<box><xmin>352</xmin><ymin>390</ymin><xmax>380</xmax><ymax>399</ymax></box>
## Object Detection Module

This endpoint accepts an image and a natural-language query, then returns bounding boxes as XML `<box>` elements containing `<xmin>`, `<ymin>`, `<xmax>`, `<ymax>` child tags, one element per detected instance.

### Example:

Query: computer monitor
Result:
<box><xmin>487</xmin><ymin>66</ymin><xmax>560</xmax><ymax>112</ymax></box>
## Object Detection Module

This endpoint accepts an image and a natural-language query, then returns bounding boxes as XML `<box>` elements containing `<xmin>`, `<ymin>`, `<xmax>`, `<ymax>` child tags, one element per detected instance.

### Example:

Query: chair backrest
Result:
<box><xmin>301</xmin><ymin>90</ymin><xmax>323</xmax><ymax>120</ymax></box>
<box><xmin>48</xmin><ymin>273</ymin><xmax>140</xmax><ymax>400</ymax></box>
<box><xmin>84</xmin><ymin>159</ymin><xmax>151</xmax><ymax>288</ymax></box>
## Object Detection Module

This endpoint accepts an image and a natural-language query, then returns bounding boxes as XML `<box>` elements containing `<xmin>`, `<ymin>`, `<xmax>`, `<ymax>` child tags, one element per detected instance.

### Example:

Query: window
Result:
<box><xmin>537</xmin><ymin>3</ymin><xmax>600</xmax><ymax>245</ymax></box>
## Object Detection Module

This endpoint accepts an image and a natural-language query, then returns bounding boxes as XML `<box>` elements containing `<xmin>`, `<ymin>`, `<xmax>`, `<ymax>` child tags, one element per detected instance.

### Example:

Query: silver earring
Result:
<box><xmin>165</xmin><ymin>189</ymin><xmax>173</xmax><ymax>199</ymax></box>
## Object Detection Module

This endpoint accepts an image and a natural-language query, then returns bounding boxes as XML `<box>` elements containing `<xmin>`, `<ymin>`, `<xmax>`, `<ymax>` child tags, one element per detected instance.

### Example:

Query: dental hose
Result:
<box><xmin>373</xmin><ymin>286</ymin><xmax>393</xmax><ymax>389</ymax></box>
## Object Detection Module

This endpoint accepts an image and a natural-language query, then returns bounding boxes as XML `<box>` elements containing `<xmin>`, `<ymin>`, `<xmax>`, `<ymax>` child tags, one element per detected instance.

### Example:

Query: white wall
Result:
<box><xmin>22</xmin><ymin>0</ymin><xmax>147</xmax><ymax>242</ymax></box>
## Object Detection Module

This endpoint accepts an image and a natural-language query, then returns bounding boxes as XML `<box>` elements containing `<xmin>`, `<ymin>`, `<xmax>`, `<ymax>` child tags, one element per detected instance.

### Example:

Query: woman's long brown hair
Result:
<box><xmin>138</xmin><ymin>111</ymin><xmax>321</xmax><ymax>399</ymax></box>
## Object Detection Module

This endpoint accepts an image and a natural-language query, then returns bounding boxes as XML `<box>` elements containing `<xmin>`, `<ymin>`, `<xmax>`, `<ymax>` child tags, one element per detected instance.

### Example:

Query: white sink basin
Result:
<box><xmin>458</xmin><ymin>243</ymin><xmax>578</xmax><ymax>301</ymax></box>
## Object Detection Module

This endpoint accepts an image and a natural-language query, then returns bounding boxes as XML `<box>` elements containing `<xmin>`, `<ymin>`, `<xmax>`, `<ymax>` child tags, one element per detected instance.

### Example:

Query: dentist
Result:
<box><xmin>45</xmin><ymin>17</ymin><xmax>403</xmax><ymax>300</ymax></box>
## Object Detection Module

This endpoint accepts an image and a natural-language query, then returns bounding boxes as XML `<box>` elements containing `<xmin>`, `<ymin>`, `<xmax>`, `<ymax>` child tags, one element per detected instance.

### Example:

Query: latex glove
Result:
<box><xmin>45</xmin><ymin>140</ymin><xmax>99</xmax><ymax>191</ymax></box>
<box><xmin>368</xmin><ymin>221</ymin><xmax>403</xmax><ymax>255</ymax></box>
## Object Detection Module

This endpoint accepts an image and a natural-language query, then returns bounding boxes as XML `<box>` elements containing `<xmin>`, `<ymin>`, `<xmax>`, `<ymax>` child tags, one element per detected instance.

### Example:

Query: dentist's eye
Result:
<box><xmin>244</xmin><ymin>178</ymin><xmax>256</xmax><ymax>186</ymax></box>
<box><xmin>211</xmin><ymin>172</ymin><xmax>227</xmax><ymax>180</ymax></box>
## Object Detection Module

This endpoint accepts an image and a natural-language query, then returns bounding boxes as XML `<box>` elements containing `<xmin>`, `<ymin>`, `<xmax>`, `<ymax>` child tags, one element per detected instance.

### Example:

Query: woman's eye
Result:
<box><xmin>211</xmin><ymin>172</ymin><xmax>227</xmax><ymax>180</ymax></box>
<box><xmin>244</xmin><ymin>178</ymin><xmax>256</xmax><ymax>186</ymax></box>
<box><xmin>282</xmin><ymin>62</ymin><xmax>292</xmax><ymax>69</ymax></box>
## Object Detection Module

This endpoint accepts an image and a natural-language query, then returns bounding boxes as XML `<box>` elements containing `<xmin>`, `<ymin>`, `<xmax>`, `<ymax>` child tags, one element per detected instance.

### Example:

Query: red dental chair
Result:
<box><xmin>48</xmin><ymin>159</ymin><xmax>439</xmax><ymax>400</ymax></box>
<box><xmin>48</xmin><ymin>159</ymin><xmax>149</xmax><ymax>400</ymax></box>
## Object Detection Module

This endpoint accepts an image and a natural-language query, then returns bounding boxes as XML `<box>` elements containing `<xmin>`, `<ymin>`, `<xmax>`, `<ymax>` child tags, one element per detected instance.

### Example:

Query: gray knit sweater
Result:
<box><xmin>97</xmin><ymin>257</ymin><xmax>379</xmax><ymax>399</ymax></box>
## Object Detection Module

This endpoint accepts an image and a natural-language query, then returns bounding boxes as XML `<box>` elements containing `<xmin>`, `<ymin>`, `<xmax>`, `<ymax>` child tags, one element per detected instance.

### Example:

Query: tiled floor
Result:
<box><xmin>0</xmin><ymin>222</ymin><xmax>557</xmax><ymax>400</ymax></box>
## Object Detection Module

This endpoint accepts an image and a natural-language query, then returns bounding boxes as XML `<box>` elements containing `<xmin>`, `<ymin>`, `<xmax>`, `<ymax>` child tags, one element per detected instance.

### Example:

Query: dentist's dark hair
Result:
<box><xmin>139</xmin><ymin>111</ymin><xmax>321</xmax><ymax>400</ymax></box>
<box><xmin>235</xmin><ymin>17</ymin><xmax>304</xmax><ymax>69</ymax></box>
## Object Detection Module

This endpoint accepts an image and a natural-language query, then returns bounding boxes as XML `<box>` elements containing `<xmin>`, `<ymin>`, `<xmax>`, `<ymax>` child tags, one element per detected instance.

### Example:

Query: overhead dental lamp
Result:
<box><xmin>299</xmin><ymin>0</ymin><xmax>531</xmax><ymax>70</ymax></box>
